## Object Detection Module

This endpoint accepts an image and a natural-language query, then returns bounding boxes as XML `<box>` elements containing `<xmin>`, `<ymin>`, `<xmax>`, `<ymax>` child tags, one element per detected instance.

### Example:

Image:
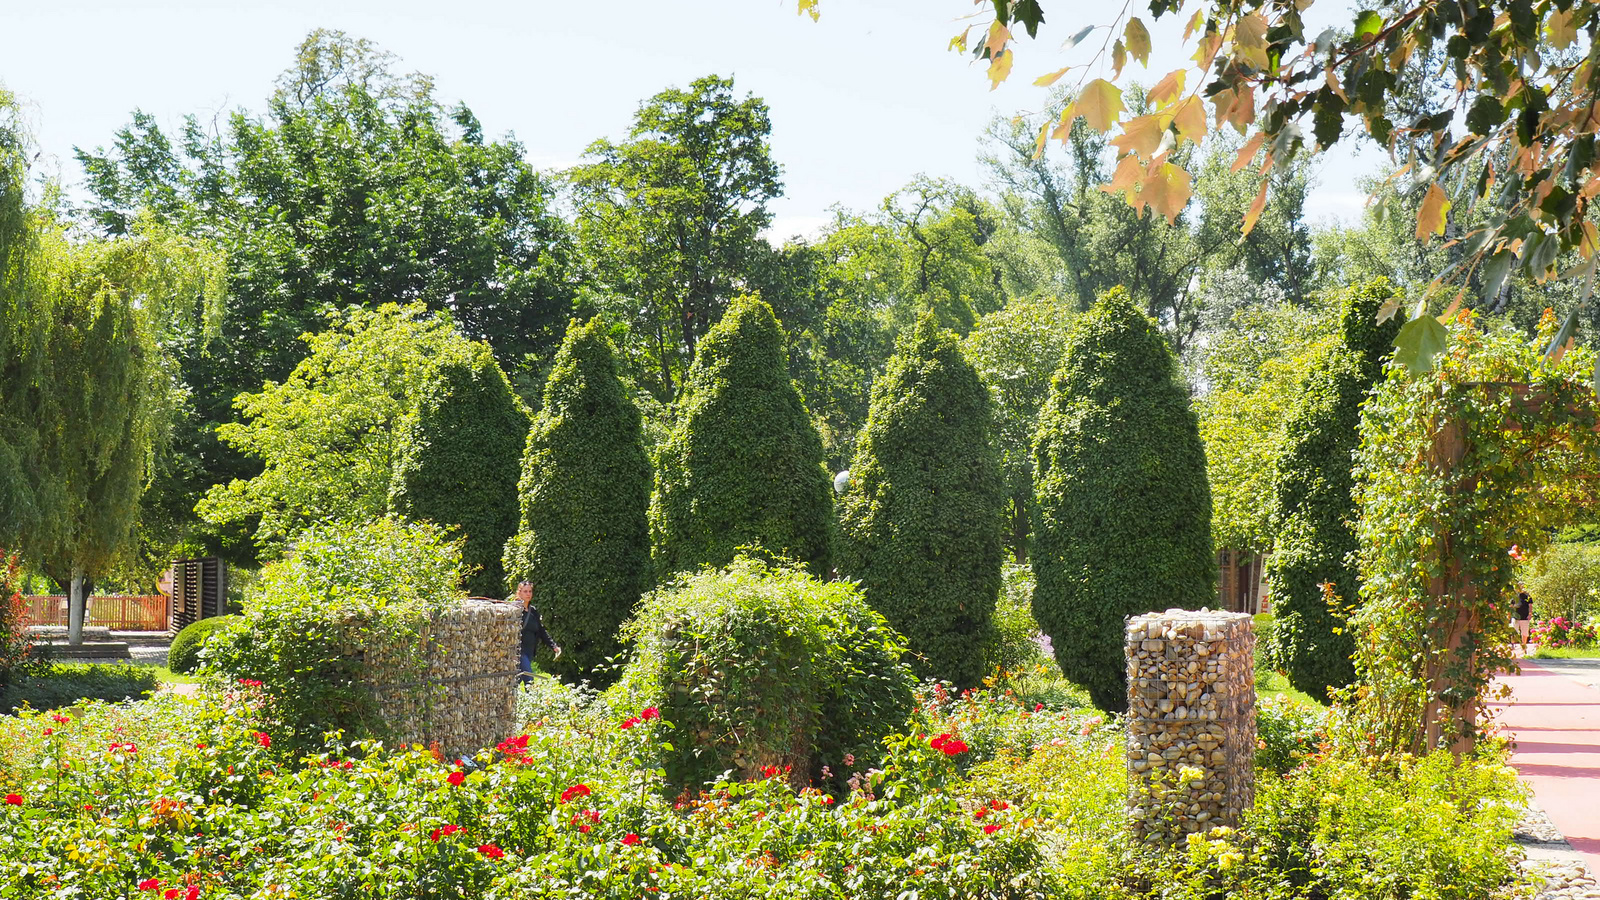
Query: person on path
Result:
<box><xmin>1513</xmin><ymin>582</ymin><xmax>1533</xmax><ymax>655</ymax></box>
<box><xmin>509</xmin><ymin>580</ymin><xmax>560</xmax><ymax>683</ymax></box>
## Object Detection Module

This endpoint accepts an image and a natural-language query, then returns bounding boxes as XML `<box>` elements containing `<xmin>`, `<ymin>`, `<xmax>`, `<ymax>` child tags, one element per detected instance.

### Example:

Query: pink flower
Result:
<box><xmin>640</xmin><ymin>707</ymin><xmax>660</xmax><ymax>720</ymax></box>
<box><xmin>138</xmin><ymin>879</ymin><xmax>160</xmax><ymax>891</ymax></box>
<box><xmin>560</xmin><ymin>783</ymin><xmax>591</xmax><ymax>804</ymax></box>
<box><xmin>4</xmin><ymin>794</ymin><xmax>20</xmax><ymax>806</ymax></box>
<box><xmin>446</xmin><ymin>770</ymin><xmax>465</xmax><ymax>787</ymax></box>
<box><xmin>476</xmin><ymin>843</ymin><xmax>505</xmax><ymax>859</ymax></box>
<box><xmin>42</xmin><ymin>728</ymin><xmax>52</xmax><ymax>736</ymax></box>
<box><xmin>621</xmin><ymin>833</ymin><xmax>641</xmax><ymax>846</ymax></box>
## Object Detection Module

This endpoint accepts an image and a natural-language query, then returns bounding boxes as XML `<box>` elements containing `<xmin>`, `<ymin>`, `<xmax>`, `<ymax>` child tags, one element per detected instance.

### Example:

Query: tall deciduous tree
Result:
<box><xmin>569</xmin><ymin>74</ymin><xmax>782</xmax><ymax>399</ymax></box>
<box><xmin>502</xmin><ymin>319</ymin><xmax>652</xmax><ymax>683</ymax></box>
<box><xmin>389</xmin><ymin>344</ymin><xmax>529</xmax><ymax>599</ymax></box>
<box><xmin>1031</xmin><ymin>289</ymin><xmax>1214</xmax><ymax>712</ymax></box>
<box><xmin>838</xmin><ymin>314</ymin><xmax>1004</xmax><ymax>688</ymax></box>
<box><xmin>651</xmin><ymin>296</ymin><xmax>832</xmax><ymax>578</ymax></box>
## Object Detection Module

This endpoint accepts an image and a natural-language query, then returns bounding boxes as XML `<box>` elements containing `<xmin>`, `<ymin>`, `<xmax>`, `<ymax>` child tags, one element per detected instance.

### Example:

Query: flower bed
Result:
<box><xmin>1531</xmin><ymin>616</ymin><xmax>1599</xmax><ymax>649</ymax></box>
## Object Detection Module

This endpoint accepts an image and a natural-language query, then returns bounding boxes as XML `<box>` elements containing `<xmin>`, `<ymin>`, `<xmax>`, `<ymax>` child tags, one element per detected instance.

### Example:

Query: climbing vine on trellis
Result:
<box><xmin>1349</xmin><ymin>309</ymin><xmax>1600</xmax><ymax>754</ymax></box>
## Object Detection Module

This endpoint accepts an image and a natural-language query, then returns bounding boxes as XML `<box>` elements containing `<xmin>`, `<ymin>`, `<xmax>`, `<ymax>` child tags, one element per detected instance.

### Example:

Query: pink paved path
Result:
<box><xmin>1494</xmin><ymin>659</ymin><xmax>1600</xmax><ymax>873</ymax></box>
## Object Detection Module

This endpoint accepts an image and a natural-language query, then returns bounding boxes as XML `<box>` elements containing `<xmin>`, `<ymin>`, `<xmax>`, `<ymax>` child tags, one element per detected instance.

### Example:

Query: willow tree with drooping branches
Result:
<box><xmin>1351</xmin><ymin>308</ymin><xmax>1600</xmax><ymax>754</ymax></box>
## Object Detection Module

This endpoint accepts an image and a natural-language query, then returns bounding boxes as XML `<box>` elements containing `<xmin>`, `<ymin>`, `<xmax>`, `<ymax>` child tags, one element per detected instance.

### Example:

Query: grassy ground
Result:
<box><xmin>1529</xmin><ymin>646</ymin><xmax>1600</xmax><ymax>659</ymax></box>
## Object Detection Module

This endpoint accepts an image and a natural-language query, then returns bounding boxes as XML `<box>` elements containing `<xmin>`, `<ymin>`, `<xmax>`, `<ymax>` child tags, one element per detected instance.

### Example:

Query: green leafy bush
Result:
<box><xmin>651</xmin><ymin>296</ymin><xmax>833</xmax><ymax>578</ymax></box>
<box><xmin>613</xmin><ymin>557</ymin><xmax>913</xmax><ymax>790</ymax></box>
<box><xmin>1265</xmin><ymin>279</ymin><xmax>1401</xmax><ymax>702</ymax></box>
<box><xmin>838</xmin><ymin>315</ymin><xmax>1004</xmax><ymax>687</ymax></box>
<box><xmin>167</xmin><ymin>614</ymin><xmax>241</xmax><ymax>675</ymax></box>
<box><xmin>1031</xmin><ymin>289</ymin><xmax>1214</xmax><ymax>712</ymax></box>
<box><xmin>1254</xmin><ymin>692</ymin><xmax>1327</xmax><ymax>774</ymax></box>
<box><xmin>502</xmin><ymin>319</ymin><xmax>651</xmax><ymax>684</ymax></box>
<box><xmin>206</xmin><ymin>518</ymin><xmax>464</xmax><ymax>750</ymax></box>
<box><xmin>389</xmin><ymin>342</ymin><xmax>529</xmax><ymax>598</ymax></box>
<box><xmin>0</xmin><ymin>663</ymin><xmax>156</xmax><ymax>713</ymax></box>
<box><xmin>1522</xmin><ymin>541</ymin><xmax>1600</xmax><ymax>621</ymax></box>
<box><xmin>985</xmin><ymin>563</ymin><xmax>1051</xmax><ymax>675</ymax></box>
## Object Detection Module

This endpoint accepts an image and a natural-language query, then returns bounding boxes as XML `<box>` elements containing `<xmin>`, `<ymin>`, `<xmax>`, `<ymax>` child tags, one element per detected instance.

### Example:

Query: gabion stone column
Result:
<box><xmin>1125</xmin><ymin>609</ymin><xmax>1256</xmax><ymax>841</ymax></box>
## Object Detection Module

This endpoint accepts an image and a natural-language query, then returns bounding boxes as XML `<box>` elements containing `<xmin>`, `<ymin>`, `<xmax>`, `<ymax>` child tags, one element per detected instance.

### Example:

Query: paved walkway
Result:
<box><xmin>1495</xmin><ymin>658</ymin><xmax>1600</xmax><ymax>875</ymax></box>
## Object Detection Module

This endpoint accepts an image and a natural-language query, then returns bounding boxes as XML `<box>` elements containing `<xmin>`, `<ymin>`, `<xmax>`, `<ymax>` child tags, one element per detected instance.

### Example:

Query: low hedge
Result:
<box><xmin>167</xmin><ymin>615</ymin><xmax>241</xmax><ymax>674</ymax></box>
<box><xmin>0</xmin><ymin>663</ymin><xmax>157</xmax><ymax>713</ymax></box>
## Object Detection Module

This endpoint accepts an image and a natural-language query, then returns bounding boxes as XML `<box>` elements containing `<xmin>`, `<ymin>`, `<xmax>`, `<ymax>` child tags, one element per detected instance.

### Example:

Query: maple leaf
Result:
<box><xmin>1216</xmin><ymin>84</ymin><xmax>1256</xmax><ymax>133</ymax></box>
<box><xmin>1183</xmin><ymin>9</ymin><xmax>1203</xmax><ymax>40</ymax></box>
<box><xmin>1169</xmin><ymin>96</ymin><xmax>1207</xmax><ymax>146</ymax></box>
<box><xmin>1232</xmin><ymin>14</ymin><xmax>1270</xmax><ymax>69</ymax></box>
<box><xmin>1150</xmin><ymin>69</ymin><xmax>1186</xmax><ymax>106</ymax></box>
<box><xmin>1077</xmin><ymin>79</ymin><xmax>1124</xmax><ymax>132</ymax></box>
<box><xmin>988</xmin><ymin>49</ymin><xmax>1014</xmax><ymax>91</ymax></box>
<box><xmin>1192</xmin><ymin>31</ymin><xmax>1223</xmax><ymax>69</ymax></box>
<box><xmin>1375</xmin><ymin>298</ymin><xmax>1402</xmax><ymax>324</ymax></box>
<box><xmin>1112</xmin><ymin>40</ymin><xmax>1127</xmax><ymax>78</ymax></box>
<box><xmin>949</xmin><ymin>26</ymin><xmax>973</xmax><ymax>53</ymax></box>
<box><xmin>1051</xmin><ymin>102</ymin><xmax>1077</xmax><ymax>143</ymax></box>
<box><xmin>1230</xmin><ymin>132</ymin><xmax>1266</xmax><ymax>172</ymax></box>
<box><xmin>1240</xmin><ymin>179</ymin><xmax>1269</xmax><ymax>239</ymax></box>
<box><xmin>1415</xmin><ymin>182</ymin><xmax>1452</xmax><ymax>241</ymax></box>
<box><xmin>1034</xmin><ymin>66</ymin><xmax>1072</xmax><ymax>87</ymax></box>
<box><xmin>1144</xmin><ymin>162</ymin><xmax>1194</xmax><ymax>224</ymax></box>
<box><xmin>1392</xmin><ymin>314</ymin><xmax>1450</xmax><ymax>375</ymax></box>
<box><xmin>985</xmin><ymin>21</ymin><xmax>1011</xmax><ymax>57</ymax></box>
<box><xmin>1100</xmin><ymin>153</ymin><xmax>1145</xmax><ymax>203</ymax></box>
<box><xmin>1111</xmin><ymin>115</ymin><xmax>1165</xmax><ymax>159</ymax></box>
<box><xmin>1435</xmin><ymin>291</ymin><xmax>1463</xmax><ymax>324</ymax></box>
<box><xmin>1124</xmin><ymin>17</ymin><xmax>1152</xmax><ymax>66</ymax></box>
<box><xmin>1548</xmin><ymin>8</ymin><xmax>1580</xmax><ymax>49</ymax></box>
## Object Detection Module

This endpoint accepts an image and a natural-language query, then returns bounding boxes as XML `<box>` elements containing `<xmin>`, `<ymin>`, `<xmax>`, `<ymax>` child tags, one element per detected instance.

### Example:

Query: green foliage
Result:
<box><xmin>1030</xmin><ymin>289</ymin><xmax>1215</xmax><ymax>712</ymax></box>
<box><xmin>0</xmin><ymin>663</ymin><xmax>157</xmax><ymax>714</ymax></box>
<box><xmin>389</xmin><ymin>344</ymin><xmax>528</xmax><ymax>598</ymax></box>
<box><xmin>1265</xmin><ymin>279</ymin><xmax>1402</xmax><ymax>703</ymax></box>
<box><xmin>613</xmin><ymin>558</ymin><xmax>914</xmax><ymax>791</ymax></box>
<box><xmin>986</xmin><ymin>563</ymin><xmax>1050</xmax><ymax>675</ymax></box>
<box><xmin>1521</xmin><ymin>542</ymin><xmax>1600</xmax><ymax>622</ymax></box>
<box><xmin>502</xmin><ymin>319</ymin><xmax>652</xmax><ymax>683</ymax></box>
<box><xmin>839</xmin><ymin>314</ymin><xmax>1004</xmax><ymax>687</ymax></box>
<box><xmin>1253</xmin><ymin>693</ymin><xmax>1327</xmax><ymax>775</ymax></box>
<box><xmin>198</xmin><ymin>304</ymin><xmax>480</xmax><ymax>556</ymax></box>
<box><xmin>206</xmin><ymin>519</ymin><xmax>463</xmax><ymax>750</ymax></box>
<box><xmin>167</xmin><ymin>614</ymin><xmax>242</xmax><ymax>675</ymax></box>
<box><xmin>651</xmin><ymin>297</ymin><xmax>833</xmax><ymax>577</ymax></box>
<box><xmin>569</xmin><ymin>74</ymin><xmax>781</xmax><ymax>399</ymax></box>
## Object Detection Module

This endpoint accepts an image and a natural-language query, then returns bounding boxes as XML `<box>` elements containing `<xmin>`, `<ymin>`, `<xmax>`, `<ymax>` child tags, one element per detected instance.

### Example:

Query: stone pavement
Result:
<box><xmin>1495</xmin><ymin>658</ymin><xmax>1600</xmax><ymax>882</ymax></box>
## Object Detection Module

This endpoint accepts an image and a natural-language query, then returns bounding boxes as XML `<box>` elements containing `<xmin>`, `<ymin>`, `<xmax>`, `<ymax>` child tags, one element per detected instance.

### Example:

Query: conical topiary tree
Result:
<box><xmin>388</xmin><ymin>343</ymin><xmax>528</xmax><ymax>598</ymax></box>
<box><xmin>1031</xmin><ymin>288</ymin><xmax>1215</xmax><ymax>713</ymax></box>
<box><xmin>652</xmin><ymin>295</ymin><xmax>833</xmax><ymax>577</ymax></box>
<box><xmin>1265</xmin><ymin>279</ymin><xmax>1401</xmax><ymax>701</ymax></box>
<box><xmin>502</xmin><ymin>319</ymin><xmax>652</xmax><ymax>683</ymax></box>
<box><xmin>838</xmin><ymin>313</ymin><xmax>1004</xmax><ymax>688</ymax></box>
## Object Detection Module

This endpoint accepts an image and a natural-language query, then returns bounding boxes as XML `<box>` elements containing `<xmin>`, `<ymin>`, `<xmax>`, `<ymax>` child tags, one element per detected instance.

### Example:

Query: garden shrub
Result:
<box><xmin>651</xmin><ymin>297</ymin><xmax>833</xmax><ymax>578</ymax></box>
<box><xmin>986</xmin><ymin>562</ymin><xmax>1049</xmax><ymax>675</ymax></box>
<box><xmin>167</xmin><ymin>614</ymin><xmax>241</xmax><ymax>675</ymax></box>
<box><xmin>389</xmin><ymin>342</ymin><xmax>528</xmax><ymax>598</ymax></box>
<box><xmin>0</xmin><ymin>551</ymin><xmax>34</xmax><ymax>696</ymax></box>
<box><xmin>206</xmin><ymin>518</ymin><xmax>464</xmax><ymax>751</ymax></box>
<box><xmin>0</xmin><ymin>663</ymin><xmax>156</xmax><ymax>713</ymax></box>
<box><xmin>613</xmin><ymin>557</ymin><xmax>913</xmax><ymax>790</ymax></box>
<box><xmin>838</xmin><ymin>314</ymin><xmax>1004</xmax><ymax>688</ymax></box>
<box><xmin>502</xmin><ymin>319</ymin><xmax>651</xmax><ymax>684</ymax></box>
<box><xmin>1522</xmin><ymin>541</ymin><xmax>1600</xmax><ymax>621</ymax></box>
<box><xmin>1533</xmin><ymin>615</ymin><xmax>1599</xmax><ymax>649</ymax></box>
<box><xmin>1265</xmin><ymin>279</ymin><xmax>1401</xmax><ymax>702</ymax></box>
<box><xmin>1253</xmin><ymin>692</ymin><xmax>1327</xmax><ymax>774</ymax></box>
<box><xmin>1031</xmin><ymin>288</ymin><xmax>1214</xmax><ymax>713</ymax></box>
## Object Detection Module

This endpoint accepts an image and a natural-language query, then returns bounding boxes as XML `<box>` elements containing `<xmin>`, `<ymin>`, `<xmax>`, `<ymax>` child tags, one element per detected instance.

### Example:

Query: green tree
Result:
<box><xmin>652</xmin><ymin>296</ymin><xmax>832</xmax><ymax>578</ymax></box>
<box><xmin>502</xmin><ymin>319</ymin><xmax>652</xmax><ymax>683</ymax></box>
<box><xmin>838</xmin><ymin>314</ymin><xmax>1004</xmax><ymax>687</ymax></box>
<box><xmin>197</xmin><ymin>304</ymin><xmax>479</xmax><ymax>556</ymax></box>
<box><xmin>962</xmin><ymin>295</ymin><xmax>1077</xmax><ymax>560</ymax></box>
<box><xmin>1031</xmin><ymin>289</ymin><xmax>1215</xmax><ymax>712</ymax></box>
<box><xmin>76</xmin><ymin>31</ymin><xmax>577</xmax><ymax>561</ymax></box>
<box><xmin>389</xmin><ymin>344</ymin><xmax>529</xmax><ymax>599</ymax></box>
<box><xmin>569</xmin><ymin>75</ymin><xmax>782</xmax><ymax>399</ymax></box>
<box><xmin>1265</xmin><ymin>280</ymin><xmax>1403</xmax><ymax>702</ymax></box>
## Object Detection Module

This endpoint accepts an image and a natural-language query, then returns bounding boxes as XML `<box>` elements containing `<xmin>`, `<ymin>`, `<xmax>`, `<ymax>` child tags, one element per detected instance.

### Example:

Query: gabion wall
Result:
<box><xmin>1125</xmin><ymin>609</ymin><xmax>1256</xmax><ymax>841</ymax></box>
<box><xmin>367</xmin><ymin>598</ymin><xmax>521</xmax><ymax>759</ymax></box>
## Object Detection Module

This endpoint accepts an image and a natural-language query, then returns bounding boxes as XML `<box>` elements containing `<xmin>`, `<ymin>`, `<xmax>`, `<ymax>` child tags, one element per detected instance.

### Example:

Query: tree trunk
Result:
<box><xmin>68</xmin><ymin>569</ymin><xmax>91</xmax><ymax>645</ymax></box>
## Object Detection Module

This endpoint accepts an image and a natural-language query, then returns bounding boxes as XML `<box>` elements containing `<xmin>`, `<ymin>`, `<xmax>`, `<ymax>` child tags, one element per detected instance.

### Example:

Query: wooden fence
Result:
<box><xmin>22</xmin><ymin>595</ymin><xmax>171</xmax><ymax>632</ymax></box>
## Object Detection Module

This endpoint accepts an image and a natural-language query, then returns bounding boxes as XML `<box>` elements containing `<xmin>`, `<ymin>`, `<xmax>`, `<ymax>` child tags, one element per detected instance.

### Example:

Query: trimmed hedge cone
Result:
<box><xmin>502</xmin><ymin>319</ymin><xmax>652</xmax><ymax>685</ymax></box>
<box><xmin>839</xmin><ymin>313</ymin><xmax>1004</xmax><ymax>688</ymax></box>
<box><xmin>389</xmin><ymin>343</ymin><xmax>528</xmax><ymax>599</ymax></box>
<box><xmin>1264</xmin><ymin>279</ymin><xmax>1401</xmax><ymax>702</ymax></box>
<box><xmin>651</xmin><ymin>296</ymin><xmax>833</xmax><ymax>578</ymax></box>
<box><xmin>1031</xmin><ymin>289</ymin><xmax>1215</xmax><ymax>713</ymax></box>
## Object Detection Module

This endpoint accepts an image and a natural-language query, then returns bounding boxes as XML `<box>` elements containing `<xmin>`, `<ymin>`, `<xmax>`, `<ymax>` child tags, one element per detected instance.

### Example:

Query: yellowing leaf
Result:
<box><xmin>1416</xmin><ymin>182</ymin><xmax>1452</xmax><ymax>241</ymax></box>
<box><xmin>1231</xmin><ymin>131</ymin><xmax>1267</xmax><ymax>172</ymax></box>
<box><xmin>1436</xmin><ymin>290</ymin><xmax>1463</xmax><ymax>324</ymax></box>
<box><xmin>1547</xmin><ymin>7</ymin><xmax>1580</xmax><ymax>49</ymax></box>
<box><xmin>1100</xmin><ymin>153</ymin><xmax>1146</xmax><ymax>201</ymax></box>
<box><xmin>1234</xmin><ymin>13</ymin><xmax>1268</xmax><ymax>48</ymax></box>
<box><xmin>1144</xmin><ymin>161</ymin><xmax>1194</xmax><ymax>224</ymax></box>
<box><xmin>1376</xmin><ymin>297</ymin><xmax>1402</xmax><ymax>324</ymax></box>
<box><xmin>1111</xmin><ymin>115</ymin><xmax>1166</xmax><ymax>159</ymax></box>
<box><xmin>1184</xmin><ymin>9</ymin><xmax>1204</xmax><ymax>40</ymax></box>
<box><xmin>1077</xmin><ymin>79</ymin><xmax>1125</xmax><ymax>132</ymax></box>
<box><xmin>987</xmin><ymin>49</ymin><xmax>1014</xmax><ymax>90</ymax></box>
<box><xmin>1213</xmin><ymin>84</ymin><xmax>1256</xmax><ymax>132</ymax></box>
<box><xmin>1112</xmin><ymin>40</ymin><xmax>1127</xmax><ymax>78</ymax></box>
<box><xmin>1034</xmin><ymin>66</ymin><xmax>1072</xmax><ymax>87</ymax></box>
<box><xmin>1193</xmin><ymin>31</ymin><xmax>1223</xmax><ymax>69</ymax></box>
<box><xmin>1240</xmin><ymin>179</ymin><xmax>1269</xmax><ymax>239</ymax></box>
<box><xmin>1583</xmin><ymin>220</ymin><xmax>1599</xmax><ymax>257</ymax></box>
<box><xmin>1150</xmin><ymin>69</ymin><xmax>1187</xmax><ymax>106</ymax></box>
<box><xmin>797</xmin><ymin>0</ymin><xmax>820</xmax><ymax>21</ymax></box>
<box><xmin>1325</xmin><ymin>68</ymin><xmax>1348</xmax><ymax>101</ymax></box>
<box><xmin>1169</xmin><ymin>96</ymin><xmax>1207</xmax><ymax>146</ymax></box>
<box><xmin>986</xmin><ymin>21</ymin><xmax>1012</xmax><ymax>57</ymax></box>
<box><xmin>1125</xmin><ymin>17</ymin><xmax>1152</xmax><ymax>65</ymax></box>
<box><xmin>949</xmin><ymin>26</ymin><xmax>973</xmax><ymax>52</ymax></box>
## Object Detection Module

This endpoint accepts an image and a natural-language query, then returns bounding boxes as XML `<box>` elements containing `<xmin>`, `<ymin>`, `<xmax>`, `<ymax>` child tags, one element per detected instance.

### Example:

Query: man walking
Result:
<box><xmin>510</xmin><ymin>580</ymin><xmax>560</xmax><ymax>683</ymax></box>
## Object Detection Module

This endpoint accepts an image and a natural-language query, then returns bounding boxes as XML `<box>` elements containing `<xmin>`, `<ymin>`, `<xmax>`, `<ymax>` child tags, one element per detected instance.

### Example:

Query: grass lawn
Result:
<box><xmin>1529</xmin><ymin>646</ymin><xmax>1600</xmax><ymax>659</ymax></box>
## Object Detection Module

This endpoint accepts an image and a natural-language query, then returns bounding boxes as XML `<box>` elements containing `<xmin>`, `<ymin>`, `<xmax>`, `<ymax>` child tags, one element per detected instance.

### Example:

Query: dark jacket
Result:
<box><xmin>1515</xmin><ymin>592</ymin><xmax>1533</xmax><ymax>621</ymax></box>
<box><xmin>511</xmin><ymin>597</ymin><xmax>558</xmax><ymax>655</ymax></box>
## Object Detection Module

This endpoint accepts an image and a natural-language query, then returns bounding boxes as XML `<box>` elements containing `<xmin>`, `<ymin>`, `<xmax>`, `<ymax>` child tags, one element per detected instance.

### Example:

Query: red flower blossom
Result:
<box><xmin>430</xmin><ymin>824</ymin><xmax>462</xmax><ymax>841</ymax></box>
<box><xmin>640</xmin><ymin>707</ymin><xmax>660</xmax><ymax>720</ymax></box>
<box><xmin>1034</xmin><ymin>703</ymin><xmax>1044</xmax><ymax>712</ymax></box>
<box><xmin>990</xmin><ymin>799</ymin><xmax>1009</xmax><ymax>810</ymax></box>
<box><xmin>983</xmin><ymin>823</ymin><xmax>1003</xmax><ymax>834</ymax></box>
<box><xmin>138</xmin><ymin>879</ymin><xmax>160</xmax><ymax>890</ymax></box>
<box><xmin>560</xmin><ymin>783</ymin><xmax>591</xmax><ymax>804</ymax></box>
<box><xmin>164</xmin><ymin>889</ymin><xmax>179</xmax><ymax>900</ymax></box>
<box><xmin>578</xmin><ymin>824</ymin><xmax>592</xmax><ymax>833</ymax></box>
<box><xmin>621</xmin><ymin>833</ymin><xmax>641</xmax><ymax>846</ymax></box>
<box><xmin>446</xmin><ymin>770</ymin><xmax>465</xmax><ymax>787</ymax></box>
<box><xmin>496</xmin><ymin>734</ymin><xmax>530</xmax><ymax>757</ymax></box>
<box><xmin>237</xmin><ymin>679</ymin><xmax>263</xmax><ymax>688</ymax></box>
<box><xmin>569</xmin><ymin>809</ymin><xmax>600</xmax><ymax>826</ymax></box>
<box><xmin>761</xmin><ymin>765</ymin><xmax>779</xmax><ymax>778</ymax></box>
<box><xmin>973</xmin><ymin>807</ymin><xmax>988</xmax><ymax>820</ymax></box>
<box><xmin>185</xmin><ymin>887</ymin><xmax>199</xmax><ymax>900</ymax></box>
<box><xmin>51</xmin><ymin>714</ymin><xmax>70</xmax><ymax>724</ymax></box>
<box><xmin>476</xmin><ymin>844</ymin><xmax>505</xmax><ymax>859</ymax></box>
<box><xmin>620</xmin><ymin>717</ymin><xmax>641</xmax><ymax>730</ymax></box>
<box><xmin>110</xmin><ymin>741</ymin><xmax>139</xmax><ymax>754</ymax></box>
<box><xmin>3</xmin><ymin>793</ymin><xmax>20</xmax><ymax>805</ymax></box>
<box><xmin>251</xmin><ymin>732</ymin><xmax>271</xmax><ymax>748</ymax></box>
<box><xmin>819</xmin><ymin>795</ymin><xmax>835</xmax><ymax>805</ymax></box>
<box><xmin>42</xmin><ymin>728</ymin><xmax>52</xmax><ymax>736</ymax></box>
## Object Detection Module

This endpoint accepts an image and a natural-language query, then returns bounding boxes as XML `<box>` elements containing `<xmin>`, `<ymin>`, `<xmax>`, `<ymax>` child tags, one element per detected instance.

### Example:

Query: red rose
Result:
<box><xmin>446</xmin><ymin>771</ymin><xmax>465</xmax><ymax>787</ymax></box>
<box><xmin>984</xmin><ymin>823</ymin><xmax>1003</xmax><ymax>834</ymax></box>
<box><xmin>3</xmin><ymin>794</ymin><xmax>20</xmax><ymax>806</ymax></box>
<box><xmin>578</xmin><ymin>824</ymin><xmax>592</xmax><ymax>833</ymax></box>
<box><xmin>164</xmin><ymin>889</ymin><xmax>179</xmax><ymax>900</ymax></box>
<box><xmin>761</xmin><ymin>765</ymin><xmax>778</xmax><ymax>778</ymax></box>
<box><xmin>640</xmin><ymin>707</ymin><xmax>660</xmax><ymax>720</ymax></box>
<box><xmin>973</xmin><ymin>807</ymin><xmax>988</xmax><ymax>820</ymax></box>
<box><xmin>560</xmin><ymin>784</ymin><xmax>591</xmax><ymax>804</ymax></box>
<box><xmin>929</xmin><ymin>733</ymin><xmax>951</xmax><ymax>751</ymax></box>
<box><xmin>138</xmin><ymin>879</ymin><xmax>161</xmax><ymax>891</ymax></box>
<box><xmin>251</xmin><ymin>732</ymin><xmax>271</xmax><ymax>748</ymax></box>
<box><xmin>184</xmin><ymin>887</ymin><xmax>199</xmax><ymax>900</ymax></box>
<box><xmin>237</xmin><ymin>679</ymin><xmax>263</xmax><ymax>688</ymax></box>
<box><xmin>940</xmin><ymin>739</ymin><xmax>968</xmax><ymax>756</ymax></box>
<box><xmin>621</xmin><ymin>833</ymin><xmax>641</xmax><ymax>846</ymax></box>
<box><xmin>476</xmin><ymin>844</ymin><xmax>504</xmax><ymax>859</ymax></box>
<box><xmin>620</xmin><ymin>717</ymin><xmax>640</xmax><ymax>730</ymax></box>
<box><xmin>51</xmin><ymin>714</ymin><xmax>69</xmax><ymax>724</ymax></box>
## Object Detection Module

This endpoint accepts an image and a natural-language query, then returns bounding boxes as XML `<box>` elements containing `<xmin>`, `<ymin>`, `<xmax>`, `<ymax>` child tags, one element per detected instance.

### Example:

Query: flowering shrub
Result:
<box><xmin>1531</xmin><ymin>616</ymin><xmax>1599</xmax><ymax>649</ymax></box>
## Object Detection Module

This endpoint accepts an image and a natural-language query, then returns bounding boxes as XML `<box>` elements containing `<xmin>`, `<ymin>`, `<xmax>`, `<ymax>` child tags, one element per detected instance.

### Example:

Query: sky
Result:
<box><xmin>5</xmin><ymin>0</ymin><xmax>1388</xmax><ymax>240</ymax></box>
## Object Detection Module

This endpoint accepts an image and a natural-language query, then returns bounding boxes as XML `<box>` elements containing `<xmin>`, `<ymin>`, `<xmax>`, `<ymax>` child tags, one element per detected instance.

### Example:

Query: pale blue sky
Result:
<box><xmin>6</xmin><ymin>0</ymin><xmax>1384</xmax><ymax>238</ymax></box>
